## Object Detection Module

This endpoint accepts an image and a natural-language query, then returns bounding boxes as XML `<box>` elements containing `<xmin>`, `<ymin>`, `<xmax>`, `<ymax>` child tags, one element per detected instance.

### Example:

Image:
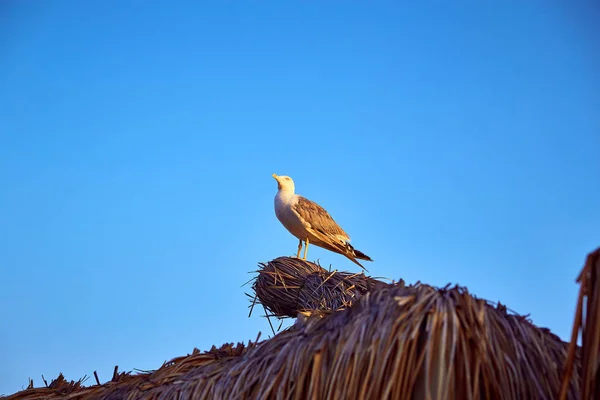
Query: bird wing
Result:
<box><xmin>292</xmin><ymin>196</ymin><xmax>349</xmax><ymax>241</ymax></box>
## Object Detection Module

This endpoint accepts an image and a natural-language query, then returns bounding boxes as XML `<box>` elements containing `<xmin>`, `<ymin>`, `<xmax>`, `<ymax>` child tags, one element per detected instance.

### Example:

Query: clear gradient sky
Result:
<box><xmin>1</xmin><ymin>1</ymin><xmax>599</xmax><ymax>395</ymax></box>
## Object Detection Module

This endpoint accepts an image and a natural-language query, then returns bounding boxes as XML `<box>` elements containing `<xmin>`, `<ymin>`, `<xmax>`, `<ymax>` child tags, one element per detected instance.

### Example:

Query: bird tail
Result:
<box><xmin>307</xmin><ymin>229</ymin><xmax>372</xmax><ymax>271</ymax></box>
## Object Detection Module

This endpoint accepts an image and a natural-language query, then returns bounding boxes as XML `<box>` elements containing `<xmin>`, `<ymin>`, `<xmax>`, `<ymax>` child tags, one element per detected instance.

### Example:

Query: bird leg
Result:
<box><xmin>296</xmin><ymin>239</ymin><xmax>302</xmax><ymax>258</ymax></box>
<box><xmin>303</xmin><ymin>237</ymin><xmax>309</xmax><ymax>260</ymax></box>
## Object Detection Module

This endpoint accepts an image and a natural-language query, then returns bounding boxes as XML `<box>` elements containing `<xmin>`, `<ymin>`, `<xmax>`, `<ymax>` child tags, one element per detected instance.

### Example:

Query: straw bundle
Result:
<box><xmin>560</xmin><ymin>246</ymin><xmax>600</xmax><ymax>400</ymax></box>
<box><xmin>4</xmin><ymin>254</ymin><xmax>586</xmax><ymax>400</ymax></box>
<box><xmin>252</xmin><ymin>256</ymin><xmax>387</xmax><ymax>318</ymax></box>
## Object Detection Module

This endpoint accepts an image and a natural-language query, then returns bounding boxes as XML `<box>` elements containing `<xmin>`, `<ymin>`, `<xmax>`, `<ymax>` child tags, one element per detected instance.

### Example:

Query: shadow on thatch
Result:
<box><xmin>3</xmin><ymin>253</ymin><xmax>592</xmax><ymax>399</ymax></box>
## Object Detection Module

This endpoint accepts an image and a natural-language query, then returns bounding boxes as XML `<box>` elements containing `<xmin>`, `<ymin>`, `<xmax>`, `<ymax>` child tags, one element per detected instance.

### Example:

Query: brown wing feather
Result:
<box><xmin>293</xmin><ymin>196</ymin><xmax>349</xmax><ymax>239</ymax></box>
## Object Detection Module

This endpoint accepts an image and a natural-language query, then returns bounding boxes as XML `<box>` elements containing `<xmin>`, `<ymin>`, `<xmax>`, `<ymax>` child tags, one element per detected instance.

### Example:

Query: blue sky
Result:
<box><xmin>1</xmin><ymin>1</ymin><xmax>599</xmax><ymax>395</ymax></box>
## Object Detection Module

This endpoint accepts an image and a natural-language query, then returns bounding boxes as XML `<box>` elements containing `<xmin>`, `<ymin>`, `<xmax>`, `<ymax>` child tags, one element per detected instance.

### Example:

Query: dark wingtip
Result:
<box><xmin>353</xmin><ymin>249</ymin><xmax>373</xmax><ymax>262</ymax></box>
<box><xmin>346</xmin><ymin>242</ymin><xmax>373</xmax><ymax>262</ymax></box>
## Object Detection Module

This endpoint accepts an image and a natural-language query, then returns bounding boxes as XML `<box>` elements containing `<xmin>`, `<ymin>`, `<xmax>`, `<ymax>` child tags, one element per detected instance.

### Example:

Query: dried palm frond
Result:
<box><xmin>560</xmin><ymin>246</ymin><xmax>600</xmax><ymax>400</ymax></box>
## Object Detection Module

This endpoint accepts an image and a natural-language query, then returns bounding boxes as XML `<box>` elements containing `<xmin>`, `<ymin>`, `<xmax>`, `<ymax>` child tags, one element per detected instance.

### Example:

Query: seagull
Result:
<box><xmin>272</xmin><ymin>173</ymin><xmax>373</xmax><ymax>270</ymax></box>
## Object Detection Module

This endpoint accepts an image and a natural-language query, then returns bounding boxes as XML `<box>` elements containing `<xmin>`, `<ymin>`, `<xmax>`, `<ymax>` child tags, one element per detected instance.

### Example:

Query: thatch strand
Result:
<box><xmin>4</xmin><ymin>254</ymin><xmax>586</xmax><ymax>399</ymax></box>
<box><xmin>560</xmin><ymin>246</ymin><xmax>600</xmax><ymax>400</ymax></box>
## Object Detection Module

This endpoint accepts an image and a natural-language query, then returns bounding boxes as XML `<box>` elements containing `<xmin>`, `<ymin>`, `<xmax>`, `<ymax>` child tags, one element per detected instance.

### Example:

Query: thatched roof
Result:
<box><xmin>4</xmin><ymin>252</ymin><xmax>592</xmax><ymax>400</ymax></box>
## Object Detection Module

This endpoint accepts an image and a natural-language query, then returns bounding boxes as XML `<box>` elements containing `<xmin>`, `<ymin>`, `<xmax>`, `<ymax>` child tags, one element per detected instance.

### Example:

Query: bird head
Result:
<box><xmin>272</xmin><ymin>174</ymin><xmax>295</xmax><ymax>192</ymax></box>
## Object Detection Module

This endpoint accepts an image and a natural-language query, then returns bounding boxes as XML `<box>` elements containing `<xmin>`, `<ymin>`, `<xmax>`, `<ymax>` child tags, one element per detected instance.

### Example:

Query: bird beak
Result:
<box><xmin>272</xmin><ymin>173</ymin><xmax>282</xmax><ymax>189</ymax></box>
